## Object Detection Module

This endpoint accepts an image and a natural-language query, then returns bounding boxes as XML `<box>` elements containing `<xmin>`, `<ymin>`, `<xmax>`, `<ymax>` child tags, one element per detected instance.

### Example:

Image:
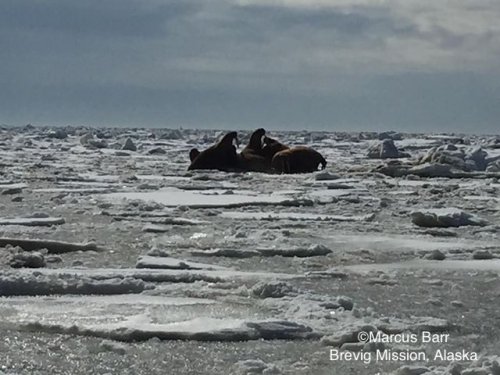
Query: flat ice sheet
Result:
<box><xmin>136</xmin><ymin>256</ymin><xmax>232</xmax><ymax>270</ymax></box>
<box><xmin>35</xmin><ymin>188</ymin><xmax>117</xmax><ymax>194</ymax></box>
<box><xmin>323</xmin><ymin>234</ymin><xmax>495</xmax><ymax>252</ymax></box>
<box><xmin>8</xmin><ymin>267</ymin><xmax>303</xmax><ymax>282</ymax></box>
<box><xmin>0</xmin><ymin>294</ymin><xmax>313</xmax><ymax>342</ymax></box>
<box><xmin>0</xmin><ymin>183</ymin><xmax>28</xmax><ymax>189</ymax></box>
<box><xmin>0</xmin><ymin>217</ymin><xmax>65</xmax><ymax>226</ymax></box>
<box><xmin>346</xmin><ymin>259</ymin><xmax>500</xmax><ymax>272</ymax></box>
<box><xmin>101</xmin><ymin>187</ymin><xmax>297</xmax><ymax>207</ymax></box>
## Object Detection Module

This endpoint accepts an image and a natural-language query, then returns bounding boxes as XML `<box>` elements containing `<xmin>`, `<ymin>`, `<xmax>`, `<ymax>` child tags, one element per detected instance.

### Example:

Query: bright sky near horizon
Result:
<box><xmin>1</xmin><ymin>0</ymin><xmax>499</xmax><ymax>133</ymax></box>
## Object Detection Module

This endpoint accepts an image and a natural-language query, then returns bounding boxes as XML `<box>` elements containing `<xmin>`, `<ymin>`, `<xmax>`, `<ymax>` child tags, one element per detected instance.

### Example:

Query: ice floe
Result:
<box><xmin>0</xmin><ymin>217</ymin><xmax>65</xmax><ymax>227</ymax></box>
<box><xmin>0</xmin><ymin>293</ymin><xmax>316</xmax><ymax>342</ymax></box>
<box><xmin>136</xmin><ymin>256</ymin><xmax>232</xmax><ymax>271</ymax></box>
<box><xmin>410</xmin><ymin>208</ymin><xmax>488</xmax><ymax>228</ymax></box>
<box><xmin>101</xmin><ymin>188</ymin><xmax>309</xmax><ymax>208</ymax></box>
<box><xmin>0</xmin><ymin>238</ymin><xmax>98</xmax><ymax>253</ymax></box>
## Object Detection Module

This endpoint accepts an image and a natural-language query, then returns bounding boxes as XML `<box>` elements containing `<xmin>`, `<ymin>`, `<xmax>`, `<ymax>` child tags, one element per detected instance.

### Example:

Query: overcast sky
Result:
<box><xmin>1</xmin><ymin>0</ymin><xmax>499</xmax><ymax>133</ymax></box>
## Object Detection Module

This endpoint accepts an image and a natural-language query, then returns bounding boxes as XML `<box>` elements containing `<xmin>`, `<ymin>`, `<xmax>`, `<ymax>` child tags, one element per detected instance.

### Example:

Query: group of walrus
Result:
<box><xmin>188</xmin><ymin>128</ymin><xmax>327</xmax><ymax>174</ymax></box>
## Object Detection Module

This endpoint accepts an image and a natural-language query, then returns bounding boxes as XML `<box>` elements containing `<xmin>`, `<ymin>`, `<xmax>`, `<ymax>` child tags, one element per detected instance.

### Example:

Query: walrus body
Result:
<box><xmin>238</xmin><ymin>152</ymin><xmax>270</xmax><ymax>173</ymax></box>
<box><xmin>272</xmin><ymin>146</ymin><xmax>327</xmax><ymax>174</ymax></box>
<box><xmin>188</xmin><ymin>131</ymin><xmax>242</xmax><ymax>172</ymax></box>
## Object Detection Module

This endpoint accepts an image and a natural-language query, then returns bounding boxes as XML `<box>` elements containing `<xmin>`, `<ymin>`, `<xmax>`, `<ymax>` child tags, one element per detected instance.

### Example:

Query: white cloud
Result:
<box><xmin>3</xmin><ymin>0</ymin><xmax>499</xmax><ymax>89</ymax></box>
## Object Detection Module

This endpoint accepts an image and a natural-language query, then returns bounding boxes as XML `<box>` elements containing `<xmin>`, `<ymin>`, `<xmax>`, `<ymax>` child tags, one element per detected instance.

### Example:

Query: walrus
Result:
<box><xmin>238</xmin><ymin>128</ymin><xmax>272</xmax><ymax>173</ymax></box>
<box><xmin>241</xmin><ymin>128</ymin><xmax>266</xmax><ymax>155</ymax></box>
<box><xmin>261</xmin><ymin>136</ymin><xmax>289</xmax><ymax>161</ymax></box>
<box><xmin>272</xmin><ymin>146</ymin><xmax>327</xmax><ymax>174</ymax></box>
<box><xmin>188</xmin><ymin>131</ymin><xmax>241</xmax><ymax>171</ymax></box>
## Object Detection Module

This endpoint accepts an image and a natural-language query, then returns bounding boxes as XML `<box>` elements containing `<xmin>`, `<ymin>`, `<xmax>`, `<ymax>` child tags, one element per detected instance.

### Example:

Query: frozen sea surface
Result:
<box><xmin>1</xmin><ymin>127</ymin><xmax>500</xmax><ymax>374</ymax></box>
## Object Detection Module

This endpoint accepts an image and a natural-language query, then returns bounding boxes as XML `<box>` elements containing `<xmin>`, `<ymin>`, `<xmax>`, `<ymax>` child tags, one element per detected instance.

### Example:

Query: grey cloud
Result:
<box><xmin>227</xmin><ymin>5</ymin><xmax>388</xmax><ymax>35</ymax></box>
<box><xmin>0</xmin><ymin>0</ymin><xmax>200</xmax><ymax>38</ymax></box>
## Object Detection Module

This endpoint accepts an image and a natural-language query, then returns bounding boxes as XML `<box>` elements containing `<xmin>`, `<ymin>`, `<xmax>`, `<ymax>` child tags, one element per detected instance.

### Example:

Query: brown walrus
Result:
<box><xmin>188</xmin><ymin>131</ymin><xmax>241</xmax><ymax>171</ymax></box>
<box><xmin>241</xmin><ymin>128</ymin><xmax>266</xmax><ymax>155</ymax></box>
<box><xmin>238</xmin><ymin>128</ymin><xmax>272</xmax><ymax>173</ymax></box>
<box><xmin>261</xmin><ymin>136</ymin><xmax>289</xmax><ymax>161</ymax></box>
<box><xmin>272</xmin><ymin>146</ymin><xmax>327</xmax><ymax>174</ymax></box>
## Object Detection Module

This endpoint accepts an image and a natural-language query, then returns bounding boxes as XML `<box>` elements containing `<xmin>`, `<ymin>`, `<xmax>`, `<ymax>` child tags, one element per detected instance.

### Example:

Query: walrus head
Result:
<box><xmin>262</xmin><ymin>136</ymin><xmax>289</xmax><ymax>160</ymax></box>
<box><xmin>246</xmin><ymin>128</ymin><xmax>266</xmax><ymax>152</ymax></box>
<box><xmin>219</xmin><ymin>131</ymin><xmax>240</xmax><ymax>148</ymax></box>
<box><xmin>262</xmin><ymin>136</ymin><xmax>276</xmax><ymax>146</ymax></box>
<box><xmin>189</xmin><ymin>148</ymin><xmax>201</xmax><ymax>163</ymax></box>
